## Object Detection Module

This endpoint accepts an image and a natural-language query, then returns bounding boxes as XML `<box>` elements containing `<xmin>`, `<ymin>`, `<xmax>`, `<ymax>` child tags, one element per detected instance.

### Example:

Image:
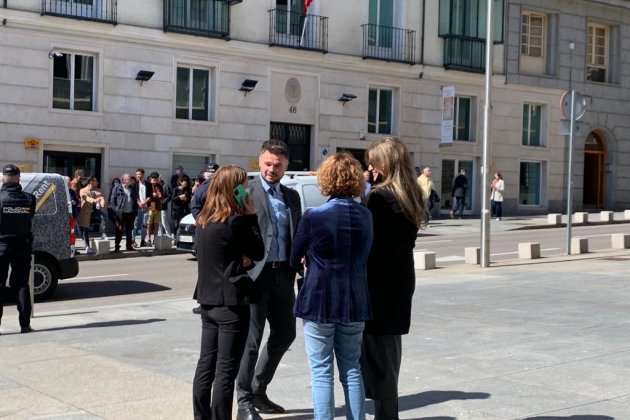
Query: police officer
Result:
<box><xmin>0</xmin><ymin>164</ymin><xmax>36</xmax><ymax>334</ymax></box>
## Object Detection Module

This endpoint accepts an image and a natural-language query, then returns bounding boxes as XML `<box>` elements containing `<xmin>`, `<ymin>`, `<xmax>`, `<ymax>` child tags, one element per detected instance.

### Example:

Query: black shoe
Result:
<box><xmin>21</xmin><ymin>326</ymin><xmax>34</xmax><ymax>334</ymax></box>
<box><xmin>192</xmin><ymin>306</ymin><xmax>201</xmax><ymax>314</ymax></box>
<box><xmin>114</xmin><ymin>245</ymin><xmax>120</xmax><ymax>252</ymax></box>
<box><xmin>140</xmin><ymin>240</ymin><xmax>148</xmax><ymax>247</ymax></box>
<box><xmin>252</xmin><ymin>394</ymin><xmax>285</xmax><ymax>414</ymax></box>
<box><xmin>236</xmin><ymin>408</ymin><xmax>262</xmax><ymax>420</ymax></box>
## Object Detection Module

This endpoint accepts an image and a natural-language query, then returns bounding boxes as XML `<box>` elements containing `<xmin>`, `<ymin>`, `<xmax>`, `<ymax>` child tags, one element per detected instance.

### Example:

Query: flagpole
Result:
<box><xmin>300</xmin><ymin>0</ymin><xmax>312</xmax><ymax>47</ymax></box>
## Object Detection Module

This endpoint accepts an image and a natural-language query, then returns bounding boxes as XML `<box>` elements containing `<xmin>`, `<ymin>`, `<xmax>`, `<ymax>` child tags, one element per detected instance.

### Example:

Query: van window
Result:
<box><xmin>303</xmin><ymin>184</ymin><xmax>328</xmax><ymax>209</ymax></box>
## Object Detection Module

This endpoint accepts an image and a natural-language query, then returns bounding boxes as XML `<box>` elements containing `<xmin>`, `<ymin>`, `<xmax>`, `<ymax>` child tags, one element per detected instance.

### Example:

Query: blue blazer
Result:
<box><xmin>290</xmin><ymin>197</ymin><xmax>373</xmax><ymax>323</ymax></box>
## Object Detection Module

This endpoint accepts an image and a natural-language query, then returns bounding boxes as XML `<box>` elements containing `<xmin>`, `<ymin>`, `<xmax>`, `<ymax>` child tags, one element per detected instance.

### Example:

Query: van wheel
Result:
<box><xmin>33</xmin><ymin>256</ymin><xmax>59</xmax><ymax>301</ymax></box>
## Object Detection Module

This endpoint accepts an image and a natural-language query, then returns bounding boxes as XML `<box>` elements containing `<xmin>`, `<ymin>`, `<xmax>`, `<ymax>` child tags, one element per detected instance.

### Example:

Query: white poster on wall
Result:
<box><xmin>441</xmin><ymin>85</ymin><xmax>455</xmax><ymax>144</ymax></box>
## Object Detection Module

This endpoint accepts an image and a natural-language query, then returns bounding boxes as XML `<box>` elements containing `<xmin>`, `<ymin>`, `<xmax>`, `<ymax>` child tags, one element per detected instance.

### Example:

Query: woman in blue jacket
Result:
<box><xmin>290</xmin><ymin>152</ymin><xmax>373</xmax><ymax>420</ymax></box>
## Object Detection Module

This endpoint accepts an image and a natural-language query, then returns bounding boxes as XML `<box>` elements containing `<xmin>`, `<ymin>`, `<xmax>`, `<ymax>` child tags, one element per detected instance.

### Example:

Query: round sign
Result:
<box><xmin>321</xmin><ymin>148</ymin><xmax>328</xmax><ymax>157</ymax></box>
<box><xmin>560</xmin><ymin>90</ymin><xmax>587</xmax><ymax>120</ymax></box>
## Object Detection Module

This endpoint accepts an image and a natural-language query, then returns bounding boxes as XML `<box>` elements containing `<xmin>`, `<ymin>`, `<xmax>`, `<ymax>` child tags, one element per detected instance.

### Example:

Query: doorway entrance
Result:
<box><xmin>43</xmin><ymin>150</ymin><xmax>102</xmax><ymax>181</ymax></box>
<box><xmin>440</xmin><ymin>159</ymin><xmax>474</xmax><ymax>214</ymax></box>
<box><xmin>270</xmin><ymin>122</ymin><xmax>311</xmax><ymax>171</ymax></box>
<box><xmin>582</xmin><ymin>131</ymin><xmax>606</xmax><ymax>208</ymax></box>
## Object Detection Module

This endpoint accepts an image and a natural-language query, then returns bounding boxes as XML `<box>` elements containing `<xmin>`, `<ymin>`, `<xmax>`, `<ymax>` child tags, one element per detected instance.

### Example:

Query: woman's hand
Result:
<box><xmin>241</xmin><ymin>195</ymin><xmax>256</xmax><ymax>215</ymax></box>
<box><xmin>241</xmin><ymin>255</ymin><xmax>252</xmax><ymax>268</ymax></box>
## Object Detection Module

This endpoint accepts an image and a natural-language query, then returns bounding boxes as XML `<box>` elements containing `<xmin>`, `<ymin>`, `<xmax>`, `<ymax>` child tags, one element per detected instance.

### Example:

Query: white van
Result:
<box><xmin>19</xmin><ymin>173</ymin><xmax>79</xmax><ymax>299</ymax></box>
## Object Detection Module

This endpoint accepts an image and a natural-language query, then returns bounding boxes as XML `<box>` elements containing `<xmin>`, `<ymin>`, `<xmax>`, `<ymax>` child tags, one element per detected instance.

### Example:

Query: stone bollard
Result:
<box><xmin>625</xmin><ymin>210</ymin><xmax>630</xmax><ymax>220</ymax></box>
<box><xmin>611</xmin><ymin>234</ymin><xmax>630</xmax><ymax>249</ymax></box>
<box><xmin>154</xmin><ymin>235</ymin><xmax>172</xmax><ymax>250</ymax></box>
<box><xmin>414</xmin><ymin>251</ymin><xmax>436</xmax><ymax>270</ymax></box>
<box><xmin>90</xmin><ymin>239</ymin><xmax>110</xmax><ymax>255</ymax></box>
<box><xmin>574</xmin><ymin>212</ymin><xmax>589</xmax><ymax>224</ymax></box>
<box><xmin>600</xmin><ymin>211</ymin><xmax>614</xmax><ymax>222</ymax></box>
<box><xmin>547</xmin><ymin>214</ymin><xmax>561</xmax><ymax>225</ymax></box>
<box><xmin>465</xmin><ymin>247</ymin><xmax>480</xmax><ymax>264</ymax></box>
<box><xmin>571</xmin><ymin>237</ymin><xmax>588</xmax><ymax>255</ymax></box>
<box><xmin>518</xmin><ymin>242</ymin><xmax>541</xmax><ymax>259</ymax></box>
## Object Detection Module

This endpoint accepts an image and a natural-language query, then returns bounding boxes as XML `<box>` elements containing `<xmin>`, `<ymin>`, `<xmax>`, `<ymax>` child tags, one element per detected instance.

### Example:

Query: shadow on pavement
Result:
<box><xmin>50</xmin><ymin>280</ymin><xmax>171</xmax><ymax>301</ymax></box>
<box><xmin>523</xmin><ymin>416</ymin><xmax>615</xmax><ymax>420</ymax></box>
<box><xmin>398</xmin><ymin>390</ymin><xmax>491</xmax><ymax>411</ymax></box>
<box><xmin>34</xmin><ymin>318</ymin><xmax>167</xmax><ymax>332</ymax></box>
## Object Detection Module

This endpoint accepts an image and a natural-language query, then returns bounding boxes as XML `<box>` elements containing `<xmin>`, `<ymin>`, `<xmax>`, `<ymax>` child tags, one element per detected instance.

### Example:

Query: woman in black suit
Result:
<box><xmin>192</xmin><ymin>165</ymin><xmax>264</xmax><ymax>420</ymax></box>
<box><xmin>362</xmin><ymin>137</ymin><xmax>426</xmax><ymax>420</ymax></box>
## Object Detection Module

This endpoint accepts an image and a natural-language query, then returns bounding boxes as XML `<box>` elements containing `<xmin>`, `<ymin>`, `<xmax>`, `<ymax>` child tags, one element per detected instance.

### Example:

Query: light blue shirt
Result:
<box><xmin>260</xmin><ymin>175</ymin><xmax>289</xmax><ymax>262</ymax></box>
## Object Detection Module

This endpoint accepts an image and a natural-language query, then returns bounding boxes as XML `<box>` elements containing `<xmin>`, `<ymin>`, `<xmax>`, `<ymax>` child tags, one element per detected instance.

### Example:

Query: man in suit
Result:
<box><xmin>236</xmin><ymin>139</ymin><xmax>302</xmax><ymax>420</ymax></box>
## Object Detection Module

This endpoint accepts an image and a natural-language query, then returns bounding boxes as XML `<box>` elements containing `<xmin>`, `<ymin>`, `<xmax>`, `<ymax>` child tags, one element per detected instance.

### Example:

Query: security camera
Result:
<box><xmin>48</xmin><ymin>50</ymin><xmax>63</xmax><ymax>59</ymax></box>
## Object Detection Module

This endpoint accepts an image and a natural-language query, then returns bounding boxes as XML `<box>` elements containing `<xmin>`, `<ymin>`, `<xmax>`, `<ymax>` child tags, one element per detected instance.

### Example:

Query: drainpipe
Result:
<box><xmin>420</xmin><ymin>0</ymin><xmax>425</xmax><ymax>64</ymax></box>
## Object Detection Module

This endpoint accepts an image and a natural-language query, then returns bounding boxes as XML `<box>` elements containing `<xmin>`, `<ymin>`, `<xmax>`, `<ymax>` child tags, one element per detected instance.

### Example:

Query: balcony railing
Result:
<box><xmin>362</xmin><ymin>24</ymin><xmax>415</xmax><ymax>64</ymax></box>
<box><xmin>268</xmin><ymin>9</ymin><xmax>328</xmax><ymax>53</ymax></box>
<box><xmin>41</xmin><ymin>0</ymin><xmax>117</xmax><ymax>24</ymax></box>
<box><xmin>164</xmin><ymin>0</ymin><xmax>233</xmax><ymax>39</ymax></box>
<box><xmin>443</xmin><ymin>35</ymin><xmax>486</xmax><ymax>73</ymax></box>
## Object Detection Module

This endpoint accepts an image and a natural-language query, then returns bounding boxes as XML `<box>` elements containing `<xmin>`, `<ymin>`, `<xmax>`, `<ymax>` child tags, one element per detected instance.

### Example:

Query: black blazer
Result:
<box><xmin>195</xmin><ymin>214</ymin><xmax>264</xmax><ymax>306</ymax></box>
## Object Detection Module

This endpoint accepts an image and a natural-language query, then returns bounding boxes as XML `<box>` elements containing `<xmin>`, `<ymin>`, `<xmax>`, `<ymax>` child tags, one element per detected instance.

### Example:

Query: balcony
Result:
<box><xmin>41</xmin><ymin>0</ymin><xmax>117</xmax><ymax>25</ymax></box>
<box><xmin>268</xmin><ymin>9</ymin><xmax>328</xmax><ymax>53</ymax></box>
<box><xmin>362</xmin><ymin>24</ymin><xmax>415</xmax><ymax>64</ymax></box>
<box><xmin>442</xmin><ymin>35</ymin><xmax>486</xmax><ymax>73</ymax></box>
<box><xmin>164</xmin><ymin>0</ymin><xmax>236</xmax><ymax>40</ymax></box>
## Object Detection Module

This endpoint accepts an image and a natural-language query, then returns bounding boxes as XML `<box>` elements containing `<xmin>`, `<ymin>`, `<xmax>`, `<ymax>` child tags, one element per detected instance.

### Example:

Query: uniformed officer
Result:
<box><xmin>0</xmin><ymin>164</ymin><xmax>36</xmax><ymax>334</ymax></box>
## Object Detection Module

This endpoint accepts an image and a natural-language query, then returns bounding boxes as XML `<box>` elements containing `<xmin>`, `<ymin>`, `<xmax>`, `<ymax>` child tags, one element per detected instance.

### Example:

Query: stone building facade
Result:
<box><xmin>0</xmin><ymin>0</ymin><xmax>628</xmax><ymax>215</ymax></box>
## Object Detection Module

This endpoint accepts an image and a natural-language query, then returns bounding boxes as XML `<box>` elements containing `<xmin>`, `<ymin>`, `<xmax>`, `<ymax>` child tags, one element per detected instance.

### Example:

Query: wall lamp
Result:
<box><xmin>239</xmin><ymin>79</ymin><xmax>258</xmax><ymax>95</ymax></box>
<box><xmin>48</xmin><ymin>49</ymin><xmax>63</xmax><ymax>59</ymax></box>
<box><xmin>135</xmin><ymin>70</ymin><xmax>154</xmax><ymax>86</ymax></box>
<box><xmin>338</xmin><ymin>93</ymin><xmax>357</xmax><ymax>105</ymax></box>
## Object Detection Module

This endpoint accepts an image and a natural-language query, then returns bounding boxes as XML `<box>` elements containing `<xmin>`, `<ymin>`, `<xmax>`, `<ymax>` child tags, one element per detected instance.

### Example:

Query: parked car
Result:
<box><xmin>175</xmin><ymin>173</ymin><xmax>324</xmax><ymax>255</ymax></box>
<box><xmin>11</xmin><ymin>173</ymin><xmax>80</xmax><ymax>300</ymax></box>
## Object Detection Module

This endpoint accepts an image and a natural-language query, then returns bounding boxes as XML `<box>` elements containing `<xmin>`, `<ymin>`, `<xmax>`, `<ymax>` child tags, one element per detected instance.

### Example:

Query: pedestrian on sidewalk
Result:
<box><xmin>78</xmin><ymin>176</ymin><xmax>104</xmax><ymax>254</ymax></box>
<box><xmin>490</xmin><ymin>172</ymin><xmax>505</xmax><ymax>221</ymax></box>
<box><xmin>0</xmin><ymin>164</ymin><xmax>36</xmax><ymax>334</ymax></box>
<box><xmin>450</xmin><ymin>169</ymin><xmax>468</xmax><ymax>219</ymax></box>
<box><xmin>110</xmin><ymin>174</ymin><xmax>138</xmax><ymax>252</ymax></box>
<box><xmin>290</xmin><ymin>152</ymin><xmax>373</xmax><ymax>420</ymax></box>
<box><xmin>416</xmin><ymin>166</ymin><xmax>435</xmax><ymax>219</ymax></box>
<box><xmin>192</xmin><ymin>165</ymin><xmax>264</xmax><ymax>420</ymax></box>
<box><xmin>146</xmin><ymin>172</ymin><xmax>163</xmax><ymax>247</ymax></box>
<box><xmin>133</xmin><ymin>168</ymin><xmax>150</xmax><ymax>247</ymax></box>
<box><xmin>362</xmin><ymin>137</ymin><xmax>425</xmax><ymax>420</ymax></box>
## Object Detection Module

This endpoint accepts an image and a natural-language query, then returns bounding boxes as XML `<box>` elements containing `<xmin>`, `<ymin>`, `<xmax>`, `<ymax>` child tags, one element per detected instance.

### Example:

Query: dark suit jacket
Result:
<box><xmin>364</xmin><ymin>188</ymin><xmax>419</xmax><ymax>335</ymax></box>
<box><xmin>247</xmin><ymin>176</ymin><xmax>302</xmax><ymax>281</ymax></box>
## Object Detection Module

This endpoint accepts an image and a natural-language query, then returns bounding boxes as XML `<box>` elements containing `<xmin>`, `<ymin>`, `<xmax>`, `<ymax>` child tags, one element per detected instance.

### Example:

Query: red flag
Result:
<box><xmin>304</xmin><ymin>0</ymin><xmax>313</xmax><ymax>13</ymax></box>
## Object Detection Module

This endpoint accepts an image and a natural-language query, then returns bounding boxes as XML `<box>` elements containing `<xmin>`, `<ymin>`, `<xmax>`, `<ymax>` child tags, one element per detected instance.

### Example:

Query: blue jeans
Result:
<box><xmin>303</xmin><ymin>320</ymin><xmax>366</xmax><ymax>420</ymax></box>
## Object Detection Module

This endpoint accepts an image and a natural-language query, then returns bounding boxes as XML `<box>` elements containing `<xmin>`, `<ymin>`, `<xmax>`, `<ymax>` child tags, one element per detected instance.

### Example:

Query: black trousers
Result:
<box><xmin>361</xmin><ymin>333</ymin><xmax>402</xmax><ymax>420</ymax></box>
<box><xmin>114</xmin><ymin>212</ymin><xmax>135</xmax><ymax>248</ymax></box>
<box><xmin>0</xmin><ymin>254</ymin><xmax>32</xmax><ymax>329</ymax></box>
<box><xmin>236</xmin><ymin>264</ymin><xmax>296</xmax><ymax>408</ymax></box>
<box><xmin>193</xmin><ymin>305</ymin><xmax>250</xmax><ymax>420</ymax></box>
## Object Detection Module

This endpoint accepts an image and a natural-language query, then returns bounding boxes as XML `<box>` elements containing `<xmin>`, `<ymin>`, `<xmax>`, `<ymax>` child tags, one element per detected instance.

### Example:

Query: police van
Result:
<box><xmin>18</xmin><ymin>173</ymin><xmax>79</xmax><ymax>299</ymax></box>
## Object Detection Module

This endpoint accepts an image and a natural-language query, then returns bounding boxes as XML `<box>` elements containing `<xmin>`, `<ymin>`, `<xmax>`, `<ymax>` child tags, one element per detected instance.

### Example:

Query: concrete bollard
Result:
<box><xmin>414</xmin><ymin>251</ymin><xmax>436</xmax><ymax>270</ymax></box>
<box><xmin>571</xmin><ymin>237</ymin><xmax>588</xmax><ymax>255</ymax></box>
<box><xmin>465</xmin><ymin>247</ymin><xmax>480</xmax><ymax>264</ymax></box>
<box><xmin>600</xmin><ymin>211</ymin><xmax>614</xmax><ymax>222</ymax></box>
<box><xmin>574</xmin><ymin>212</ymin><xmax>589</xmax><ymax>224</ymax></box>
<box><xmin>547</xmin><ymin>214</ymin><xmax>561</xmax><ymax>225</ymax></box>
<box><xmin>611</xmin><ymin>234</ymin><xmax>630</xmax><ymax>249</ymax></box>
<box><xmin>90</xmin><ymin>239</ymin><xmax>110</xmax><ymax>255</ymax></box>
<box><xmin>154</xmin><ymin>235</ymin><xmax>173</xmax><ymax>250</ymax></box>
<box><xmin>625</xmin><ymin>210</ymin><xmax>630</xmax><ymax>220</ymax></box>
<box><xmin>518</xmin><ymin>242</ymin><xmax>541</xmax><ymax>259</ymax></box>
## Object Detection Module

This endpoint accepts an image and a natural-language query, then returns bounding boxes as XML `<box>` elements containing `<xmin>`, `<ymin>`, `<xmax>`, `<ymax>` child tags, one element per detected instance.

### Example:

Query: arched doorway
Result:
<box><xmin>582</xmin><ymin>131</ymin><xmax>606</xmax><ymax>208</ymax></box>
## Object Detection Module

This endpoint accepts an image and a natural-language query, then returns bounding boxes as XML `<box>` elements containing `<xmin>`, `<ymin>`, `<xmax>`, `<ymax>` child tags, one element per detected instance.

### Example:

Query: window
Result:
<box><xmin>521</xmin><ymin>12</ymin><xmax>544</xmax><ymax>58</ymax></box>
<box><xmin>368</xmin><ymin>0</ymin><xmax>394</xmax><ymax>48</ymax></box>
<box><xmin>52</xmin><ymin>52</ymin><xmax>95</xmax><ymax>111</ymax></box>
<box><xmin>522</xmin><ymin>104</ymin><xmax>543</xmax><ymax>146</ymax></box>
<box><xmin>275</xmin><ymin>0</ymin><xmax>305</xmax><ymax>36</ymax></box>
<box><xmin>453</xmin><ymin>97</ymin><xmax>471</xmax><ymax>141</ymax></box>
<box><xmin>519</xmin><ymin>161</ymin><xmax>541</xmax><ymax>205</ymax></box>
<box><xmin>587</xmin><ymin>23</ymin><xmax>608</xmax><ymax>83</ymax></box>
<box><xmin>368</xmin><ymin>87</ymin><xmax>393</xmax><ymax>134</ymax></box>
<box><xmin>176</xmin><ymin>66</ymin><xmax>212</xmax><ymax>121</ymax></box>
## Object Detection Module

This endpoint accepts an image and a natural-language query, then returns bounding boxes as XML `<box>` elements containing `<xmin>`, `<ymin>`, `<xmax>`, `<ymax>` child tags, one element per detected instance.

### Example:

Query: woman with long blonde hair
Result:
<box><xmin>192</xmin><ymin>165</ymin><xmax>264</xmax><ymax>420</ymax></box>
<box><xmin>362</xmin><ymin>137</ymin><xmax>425</xmax><ymax>419</ymax></box>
